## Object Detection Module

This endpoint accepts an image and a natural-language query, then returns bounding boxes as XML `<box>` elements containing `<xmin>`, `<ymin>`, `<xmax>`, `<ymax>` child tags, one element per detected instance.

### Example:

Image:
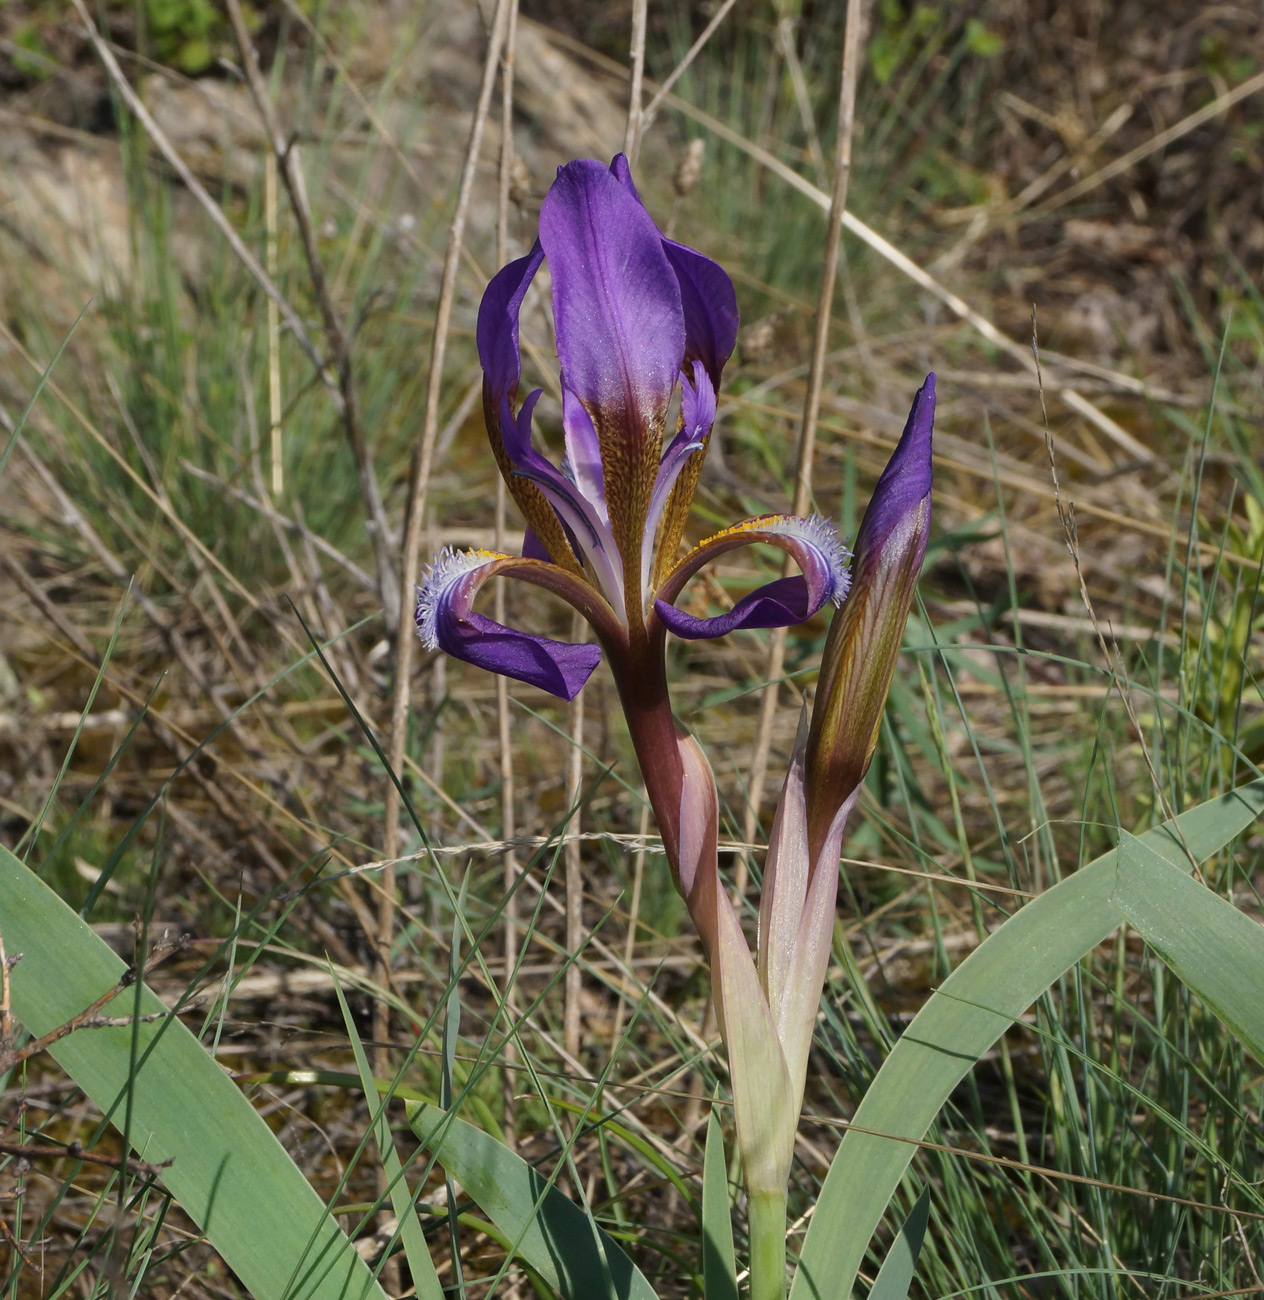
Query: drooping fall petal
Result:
<box><xmin>654</xmin><ymin>514</ymin><xmax>850</xmax><ymax>640</ymax></box>
<box><xmin>416</xmin><ymin>549</ymin><xmax>617</xmax><ymax>701</ymax></box>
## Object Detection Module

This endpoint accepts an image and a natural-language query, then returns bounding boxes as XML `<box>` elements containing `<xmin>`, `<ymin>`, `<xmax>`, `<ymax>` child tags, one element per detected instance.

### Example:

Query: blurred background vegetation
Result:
<box><xmin>1</xmin><ymin>1</ymin><xmax>1263</xmax><ymax>1297</ymax></box>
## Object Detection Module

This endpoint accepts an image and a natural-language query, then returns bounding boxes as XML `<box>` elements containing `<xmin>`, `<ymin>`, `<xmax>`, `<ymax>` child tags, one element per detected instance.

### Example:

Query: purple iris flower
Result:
<box><xmin>416</xmin><ymin>155</ymin><xmax>849</xmax><ymax>871</ymax></box>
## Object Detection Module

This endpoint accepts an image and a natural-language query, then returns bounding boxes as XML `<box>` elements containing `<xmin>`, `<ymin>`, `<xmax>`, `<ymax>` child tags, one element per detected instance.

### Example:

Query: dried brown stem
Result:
<box><xmin>380</xmin><ymin>0</ymin><xmax>515</xmax><ymax>1064</ymax></box>
<box><xmin>741</xmin><ymin>0</ymin><xmax>867</xmax><ymax>874</ymax></box>
<box><xmin>496</xmin><ymin>0</ymin><xmax>523</xmax><ymax>1149</ymax></box>
<box><xmin>0</xmin><ymin>948</ymin><xmax>182</xmax><ymax>1072</ymax></box>
<box><xmin>0</xmin><ymin>931</ymin><xmax>12</xmax><ymax>1062</ymax></box>
<box><xmin>776</xmin><ymin>16</ymin><xmax>827</xmax><ymax>186</ymax></box>
<box><xmin>224</xmin><ymin>0</ymin><xmax>398</xmax><ymax>628</ymax></box>
<box><xmin>0</xmin><ymin>1136</ymin><xmax>172</xmax><ymax>1179</ymax></box>
<box><xmin>623</xmin><ymin>0</ymin><xmax>649</xmax><ymax>162</ymax></box>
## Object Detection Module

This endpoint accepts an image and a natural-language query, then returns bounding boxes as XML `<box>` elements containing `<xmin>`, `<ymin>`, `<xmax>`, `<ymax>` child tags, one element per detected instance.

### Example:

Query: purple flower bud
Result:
<box><xmin>805</xmin><ymin>375</ymin><xmax>935</xmax><ymax>859</ymax></box>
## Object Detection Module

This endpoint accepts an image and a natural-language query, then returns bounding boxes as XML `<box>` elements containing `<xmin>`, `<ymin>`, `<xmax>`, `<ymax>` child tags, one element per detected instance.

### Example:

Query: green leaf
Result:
<box><xmin>1112</xmin><ymin>830</ymin><xmax>1264</xmax><ymax>1063</ymax></box>
<box><xmin>406</xmin><ymin>1100</ymin><xmax>660</xmax><ymax>1300</ymax></box>
<box><xmin>333</xmin><ymin>975</ymin><xmax>444</xmax><ymax>1300</ymax></box>
<box><xmin>702</xmin><ymin>1103</ymin><xmax>738</xmax><ymax>1300</ymax></box>
<box><xmin>0</xmin><ymin>846</ymin><xmax>391</xmax><ymax>1300</ymax></box>
<box><xmin>868</xmin><ymin>1188</ymin><xmax>930</xmax><ymax>1300</ymax></box>
<box><xmin>790</xmin><ymin>780</ymin><xmax>1264</xmax><ymax>1300</ymax></box>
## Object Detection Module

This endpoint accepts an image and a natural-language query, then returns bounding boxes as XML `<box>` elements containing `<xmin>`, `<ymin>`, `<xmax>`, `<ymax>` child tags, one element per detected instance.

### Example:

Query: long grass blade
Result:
<box><xmin>702</xmin><ymin>1102</ymin><xmax>738</xmax><ymax>1300</ymax></box>
<box><xmin>334</xmin><ymin>975</ymin><xmax>444</xmax><ymax>1300</ymax></box>
<box><xmin>867</xmin><ymin>1188</ymin><xmax>930</xmax><ymax>1300</ymax></box>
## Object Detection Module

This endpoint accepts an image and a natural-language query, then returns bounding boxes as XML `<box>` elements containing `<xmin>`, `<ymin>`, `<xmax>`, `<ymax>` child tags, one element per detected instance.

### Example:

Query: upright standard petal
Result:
<box><xmin>609</xmin><ymin>152</ymin><xmax>737</xmax><ymax>385</ymax></box>
<box><xmin>805</xmin><ymin>375</ymin><xmax>935</xmax><ymax>858</ymax></box>
<box><xmin>608</xmin><ymin>152</ymin><xmax>738</xmax><ymax>576</ymax></box>
<box><xmin>540</xmin><ymin>160</ymin><xmax>686</xmax><ymax>597</ymax></box>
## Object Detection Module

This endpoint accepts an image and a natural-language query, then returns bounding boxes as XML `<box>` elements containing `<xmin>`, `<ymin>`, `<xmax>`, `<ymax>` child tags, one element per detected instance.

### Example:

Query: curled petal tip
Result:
<box><xmin>416</xmin><ymin>547</ymin><xmax>602</xmax><ymax>701</ymax></box>
<box><xmin>415</xmin><ymin>547</ymin><xmax>489</xmax><ymax>650</ymax></box>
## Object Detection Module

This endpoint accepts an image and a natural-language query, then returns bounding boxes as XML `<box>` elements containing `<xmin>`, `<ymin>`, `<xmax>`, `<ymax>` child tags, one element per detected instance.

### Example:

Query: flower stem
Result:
<box><xmin>748</xmin><ymin>1189</ymin><xmax>788</xmax><ymax>1300</ymax></box>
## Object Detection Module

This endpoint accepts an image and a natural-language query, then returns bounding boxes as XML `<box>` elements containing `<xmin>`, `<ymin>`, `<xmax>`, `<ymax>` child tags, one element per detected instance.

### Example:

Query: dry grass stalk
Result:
<box><xmin>741</xmin><ymin>0</ymin><xmax>867</xmax><ymax>878</ymax></box>
<box><xmin>224</xmin><ymin>0</ymin><xmax>398</xmax><ymax>627</ymax></box>
<box><xmin>639</xmin><ymin>0</ymin><xmax>740</xmax><ymax>139</ymax></box>
<box><xmin>563</xmin><ymin>676</ymin><xmax>586</xmax><ymax>1063</ymax></box>
<box><xmin>623</xmin><ymin>0</ymin><xmax>650</xmax><ymax>161</ymax></box>
<box><xmin>496</xmin><ymin>0</ymin><xmax>524</xmax><ymax>1148</ymax></box>
<box><xmin>264</xmin><ymin>148</ymin><xmax>283</xmax><ymax>499</ymax></box>
<box><xmin>380</xmin><ymin>0</ymin><xmax>515</xmax><ymax>1092</ymax></box>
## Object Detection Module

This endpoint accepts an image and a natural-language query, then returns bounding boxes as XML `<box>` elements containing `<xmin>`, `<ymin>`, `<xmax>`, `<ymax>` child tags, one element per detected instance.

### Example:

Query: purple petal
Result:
<box><xmin>476</xmin><ymin>243</ymin><xmax>545</xmax><ymax>402</ymax></box>
<box><xmin>854</xmin><ymin>373</ymin><xmax>934</xmax><ymax>558</ymax></box>
<box><xmin>662</xmin><ymin>239</ymin><xmax>738</xmax><ymax>387</ymax></box>
<box><xmin>497</xmin><ymin>389</ymin><xmax>621</xmax><ymax>598</ymax></box>
<box><xmin>540</xmin><ymin>159</ymin><xmax>684</xmax><ymax>453</ymax></box>
<box><xmin>522</xmin><ymin>526</ymin><xmax>552</xmax><ymax>562</ymax></box>
<box><xmin>678</xmin><ymin>357</ymin><xmax>717</xmax><ymax>441</ymax></box>
<box><xmin>561</xmin><ymin>387</ymin><xmax>607</xmax><ymax>515</ymax></box>
<box><xmin>654</xmin><ymin>514</ymin><xmax>850</xmax><ymax>641</ymax></box>
<box><xmin>443</xmin><ymin>610</ymin><xmax>600</xmax><ymax>701</ymax></box>
<box><xmin>496</xmin><ymin>388</ymin><xmax>591</xmax><ymax>543</ymax></box>
<box><xmin>657</xmin><ymin>575</ymin><xmax>814</xmax><ymax>639</ymax></box>
<box><xmin>641</xmin><ymin>361</ymin><xmax>716</xmax><ymax>593</ymax></box>
<box><xmin>608</xmin><ymin>152</ymin><xmax>645</xmax><ymax>202</ymax></box>
<box><xmin>610</xmin><ymin>153</ymin><xmax>738</xmax><ymax>386</ymax></box>
<box><xmin>416</xmin><ymin>548</ymin><xmax>601</xmax><ymax>701</ymax></box>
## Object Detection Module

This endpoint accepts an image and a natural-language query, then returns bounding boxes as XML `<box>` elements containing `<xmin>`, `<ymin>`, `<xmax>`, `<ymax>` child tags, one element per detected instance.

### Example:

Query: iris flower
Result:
<box><xmin>416</xmin><ymin>154</ymin><xmax>935</xmax><ymax>1300</ymax></box>
<box><xmin>416</xmin><ymin>155</ymin><xmax>849</xmax><ymax>874</ymax></box>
